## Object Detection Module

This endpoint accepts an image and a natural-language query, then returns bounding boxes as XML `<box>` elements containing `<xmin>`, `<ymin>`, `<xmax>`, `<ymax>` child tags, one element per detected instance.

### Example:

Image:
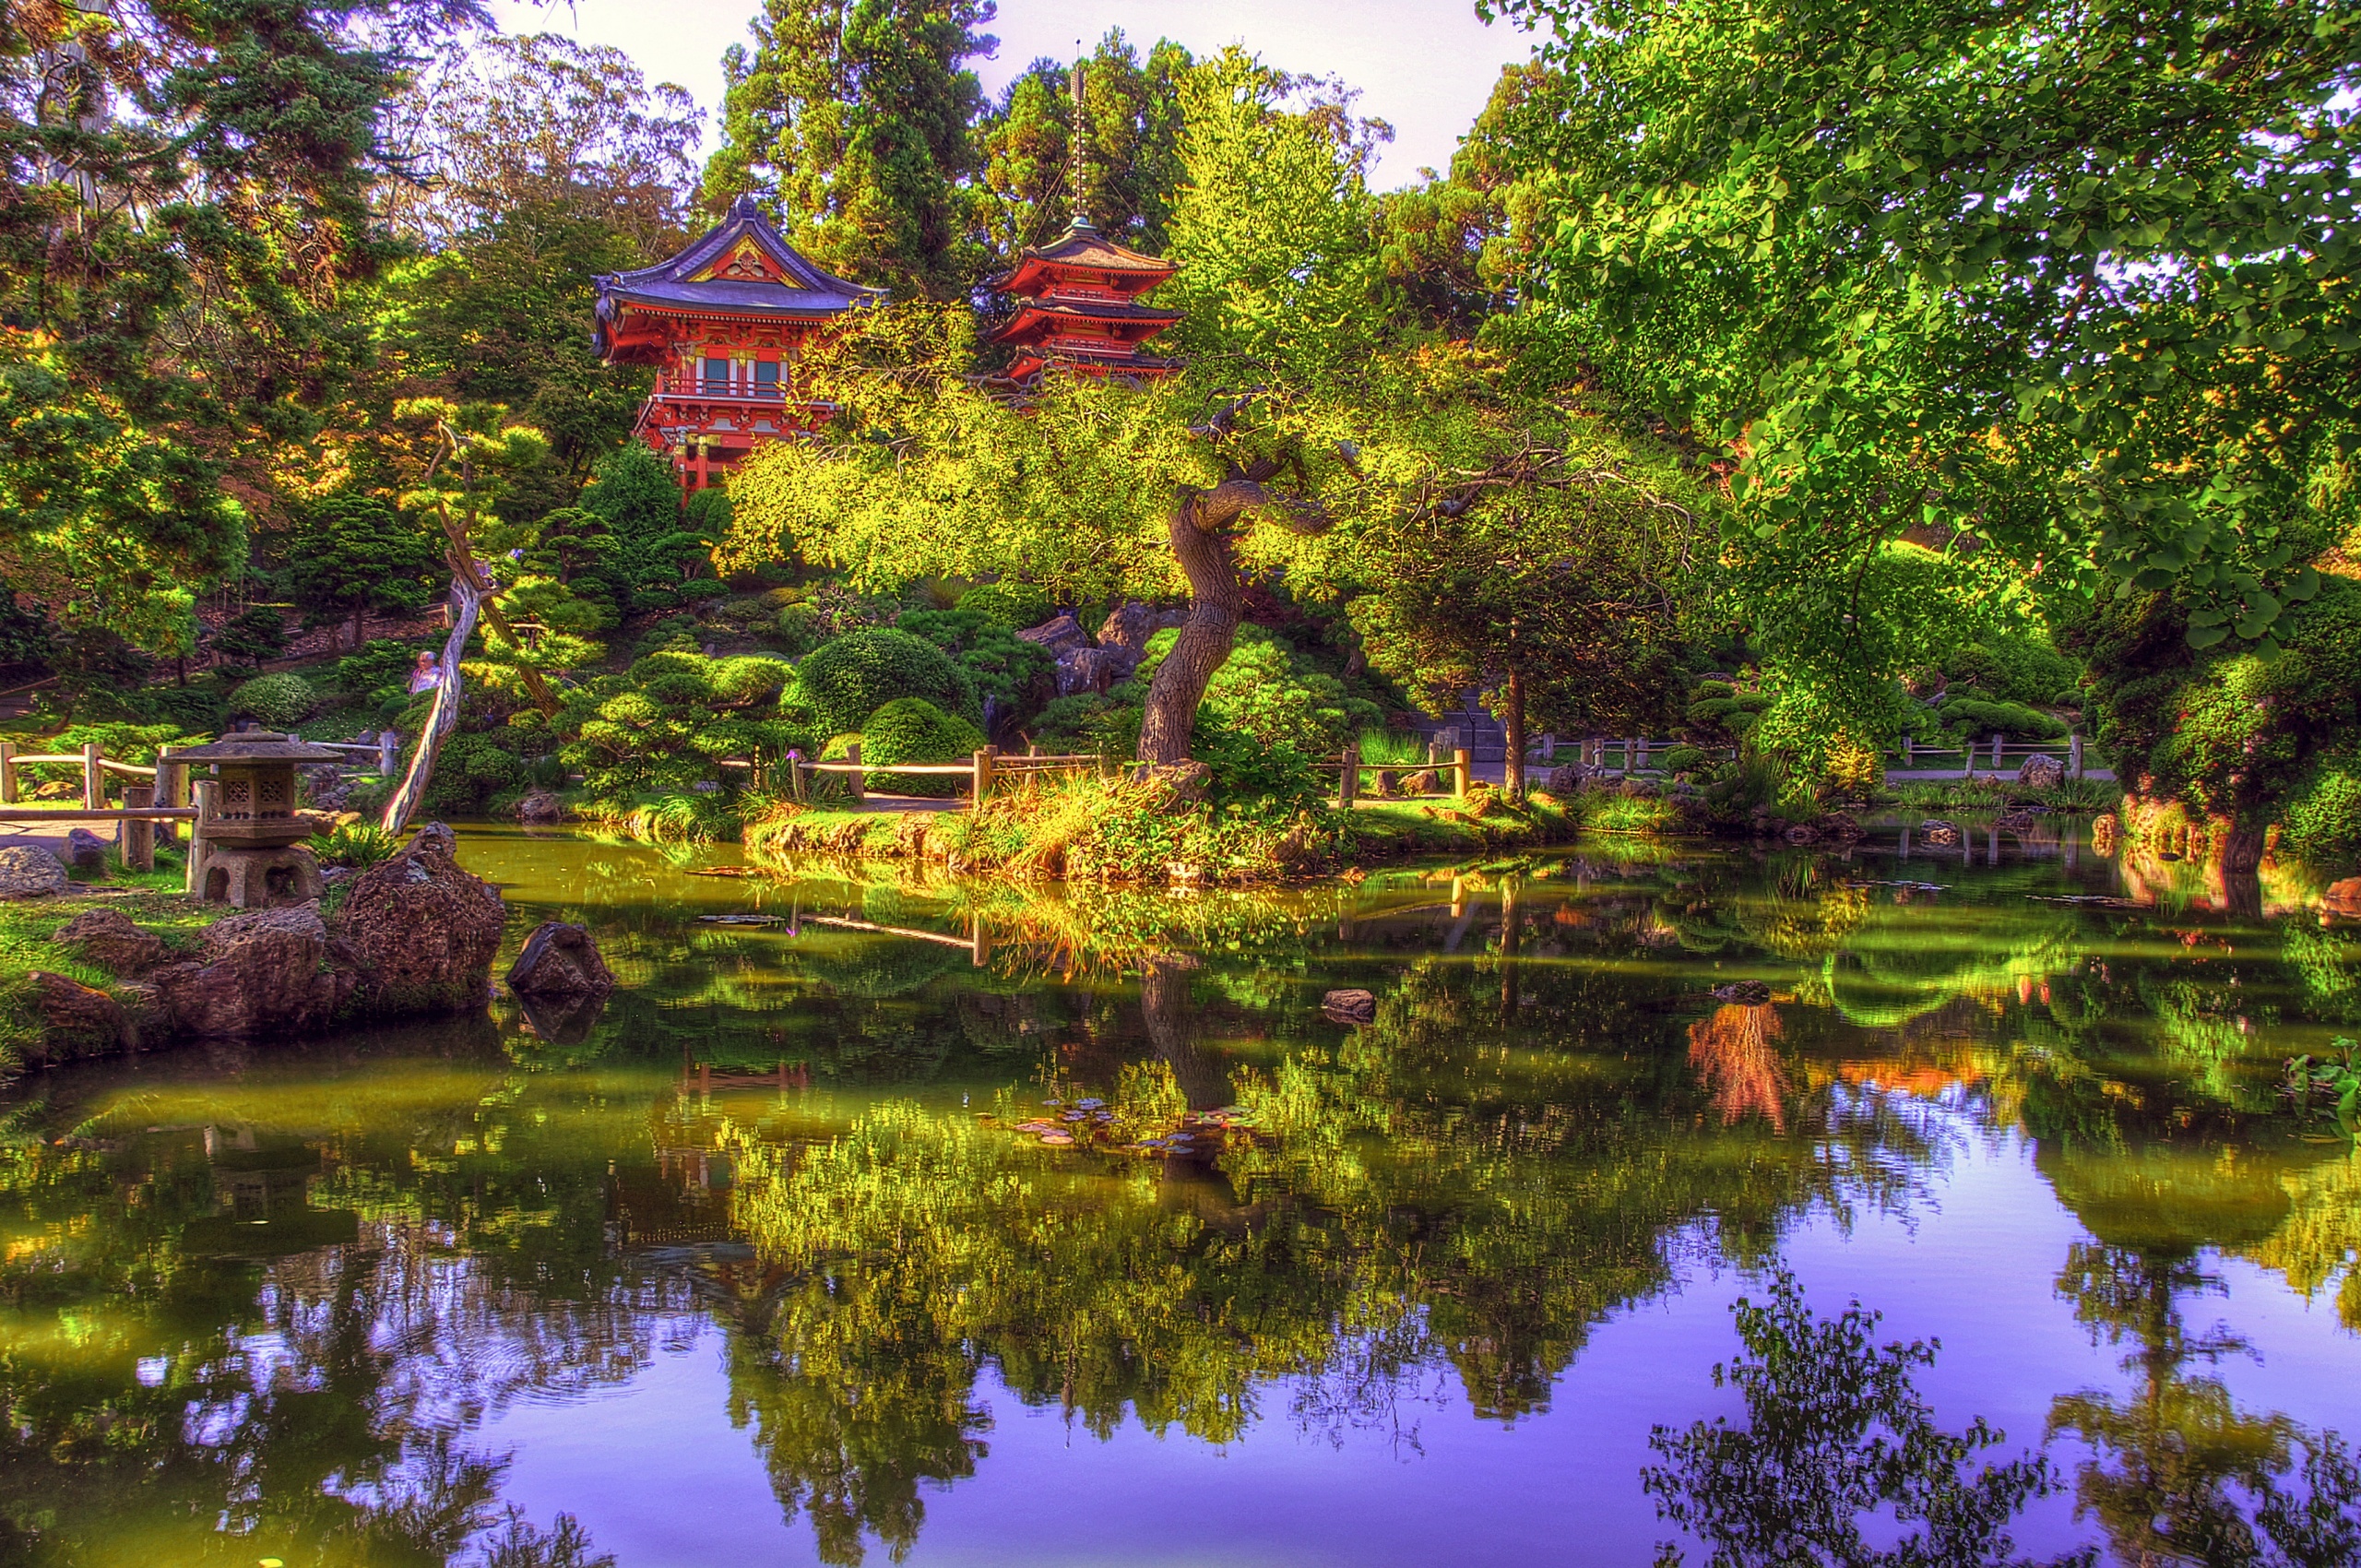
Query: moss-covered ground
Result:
<box><xmin>0</xmin><ymin>849</ymin><xmax>222</xmax><ymax>1075</ymax></box>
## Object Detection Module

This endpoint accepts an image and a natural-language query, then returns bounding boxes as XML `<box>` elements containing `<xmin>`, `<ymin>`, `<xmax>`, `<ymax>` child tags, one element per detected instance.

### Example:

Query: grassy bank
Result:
<box><xmin>739</xmin><ymin>774</ymin><xmax>1679</xmax><ymax>884</ymax></box>
<box><xmin>0</xmin><ymin>861</ymin><xmax>223</xmax><ymax>1075</ymax></box>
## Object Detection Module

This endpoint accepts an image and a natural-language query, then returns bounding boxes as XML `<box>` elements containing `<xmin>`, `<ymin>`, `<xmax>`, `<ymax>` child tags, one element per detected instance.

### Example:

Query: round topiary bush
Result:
<box><xmin>860</xmin><ymin>697</ymin><xmax>987</xmax><ymax>796</ymax></box>
<box><xmin>955</xmin><ymin>580</ymin><xmax>1053</xmax><ymax>631</ymax></box>
<box><xmin>228</xmin><ymin>672</ymin><xmax>317</xmax><ymax>728</ymax></box>
<box><xmin>786</xmin><ymin>628</ymin><xmax>978</xmax><ymax>737</ymax></box>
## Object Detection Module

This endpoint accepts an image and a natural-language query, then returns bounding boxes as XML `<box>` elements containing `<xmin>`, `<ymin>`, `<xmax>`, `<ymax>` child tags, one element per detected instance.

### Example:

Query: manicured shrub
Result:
<box><xmin>422</xmin><ymin>731</ymin><xmax>527</xmax><ymax>816</ymax></box>
<box><xmin>334</xmin><ymin>638</ymin><xmax>432</xmax><ymax>695</ymax></box>
<box><xmin>228</xmin><ymin>672</ymin><xmax>317</xmax><ymax>728</ymax></box>
<box><xmin>1660</xmin><ymin>744</ymin><xmax>1707</xmax><ymax>776</ymax></box>
<box><xmin>1944</xmin><ymin>636</ymin><xmax>2080</xmax><ymax>707</ymax></box>
<box><xmin>955</xmin><ymin>581</ymin><xmax>1053</xmax><ymax>630</ymax></box>
<box><xmin>1937</xmin><ymin>697</ymin><xmax>2067</xmax><ymax>742</ymax></box>
<box><xmin>1033</xmin><ymin>694</ymin><xmax>1141</xmax><ymax>758</ymax></box>
<box><xmin>897</xmin><ymin>608</ymin><xmax>1055</xmax><ymax>729</ymax></box>
<box><xmin>786</xmin><ymin>627</ymin><xmax>978</xmax><ymax>736</ymax></box>
<box><xmin>554</xmin><ymin>651</ymin><xmax>802</xmax><ymax>801</ymax></box>
<box><xmin>1133</xmin><ymin>627</ymin><xmax>1378</xmax><ymax>754</ymax></box>
<box><xmin>2278</xmin><ymin>759</ymin><xmax>2361</xmax><ymax>875</ymax></box>
<box><xmin>860</xmin><ymin>697</ymin><xmax>986</xmax><ymax>796</ymax></box>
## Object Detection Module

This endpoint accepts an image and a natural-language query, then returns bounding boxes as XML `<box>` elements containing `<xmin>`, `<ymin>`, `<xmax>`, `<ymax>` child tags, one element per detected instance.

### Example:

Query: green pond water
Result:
<box><xmin>4</xmin><ymin>823</ymin><xmax>2359</xmax><ymax>1567</ymax></box>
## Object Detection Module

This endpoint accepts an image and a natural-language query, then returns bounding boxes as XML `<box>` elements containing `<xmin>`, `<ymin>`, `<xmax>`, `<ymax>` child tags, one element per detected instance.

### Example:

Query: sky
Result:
<box><xmin>483</xmin><ymin>0</ymin><xmax>1550</xmax><ymax>190</ymax></box>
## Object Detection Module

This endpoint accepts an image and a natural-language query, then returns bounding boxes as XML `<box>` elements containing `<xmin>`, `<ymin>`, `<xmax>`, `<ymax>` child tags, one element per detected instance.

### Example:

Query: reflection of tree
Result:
<box><xmin>1643</xmin><ymin>1272</ymin><xmax>2080</xmax><ymax>1568</ymax></box>
<box><xmin>2047</xmin><ymin>1243</ymin><xmax>2361</xmax><ymax>1566</ymax></box>
<box><xmin>0</xmin><ymin>1063</ymin><xmax>649</xmax><ymax>1565</ymax></box>
<box><xmin>2242</xmin><ymin>1148</ymin><xmax>2361</xmax><ymax>1332</ymax></box>
<box><xmin>1689</xmin><ymin>1004</ymin><xmax>1788</xmax><ymax>1131</ymax></box>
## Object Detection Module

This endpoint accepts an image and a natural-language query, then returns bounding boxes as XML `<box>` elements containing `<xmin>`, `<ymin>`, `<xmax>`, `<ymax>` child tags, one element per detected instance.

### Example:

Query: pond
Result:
<box><xmin>5</xmin><ymin>823</ymin><xmax>2359</xmax><ymax>1567</ymax></box>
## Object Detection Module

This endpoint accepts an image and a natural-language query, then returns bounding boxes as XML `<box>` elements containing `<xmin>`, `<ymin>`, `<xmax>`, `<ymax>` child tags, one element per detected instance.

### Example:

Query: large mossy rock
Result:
<box><xmin>328</xmin><ymin>823</ymin><xmax>504</xmax><ymax>1018</ymax></box>
<box><xmin>151</xmin><ymin>905</ymin><xmax>350</xmax><ymax>1039</ymax></box>
<box><xmin>0</xmin><ymin>846</ymin><xmax>69</xmax><ymax>898</ymax></box>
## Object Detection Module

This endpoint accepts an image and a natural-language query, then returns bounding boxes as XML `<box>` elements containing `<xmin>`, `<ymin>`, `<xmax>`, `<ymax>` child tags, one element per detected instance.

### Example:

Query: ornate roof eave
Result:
<box><xmin>986</xmin><ymin>219</ymin><xmax>1178</xmax><ymax>294</ymax></box>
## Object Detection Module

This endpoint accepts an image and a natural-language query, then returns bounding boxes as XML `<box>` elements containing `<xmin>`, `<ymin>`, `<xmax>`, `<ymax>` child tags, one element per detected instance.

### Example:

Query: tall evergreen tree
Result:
<box><xmin>700</xmin><ymin>0</ymin><xmax>997</xmax><ymax>300</ymax></box>
<box><xmin>975</xmin><ymin>30</ymin><xmax>1193</xmax><ymax>265</ymax></box>
<box><xmin>0</xmin><ymin>0</ymin><xmax>485</xmax><ymax>647</ymax></box>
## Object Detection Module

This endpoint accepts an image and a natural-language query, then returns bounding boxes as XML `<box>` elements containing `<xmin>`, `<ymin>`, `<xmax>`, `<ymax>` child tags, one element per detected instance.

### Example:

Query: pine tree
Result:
<box><xmin>700</xmin><ymin>0</ymin><xmax>997</xmax><ymax>300</ymax></box>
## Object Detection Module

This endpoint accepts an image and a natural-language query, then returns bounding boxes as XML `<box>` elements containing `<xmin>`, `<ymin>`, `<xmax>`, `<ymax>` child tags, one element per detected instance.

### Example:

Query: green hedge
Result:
<box><xmin>860</xmin><ymin>697</ymin><xmax>986</xmax><ymax>797</ymax></box>
<box><xmin>1938</xmin><ymin>696</ymin><xmax>2068</xmax><ymax>742</ymax></box>
<box><xmin>787</xmin><ymin>628</ymin><xmax>979</xmax><ymax>736</ymax></box>
<box><xmin>228</xmin><ymin>673</ymin><xmax>317</xmax><ymax>728</ymax></box>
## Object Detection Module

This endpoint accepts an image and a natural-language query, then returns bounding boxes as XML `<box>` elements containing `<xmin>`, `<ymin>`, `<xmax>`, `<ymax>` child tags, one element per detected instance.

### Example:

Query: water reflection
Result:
<box><xmin>1</xmin><ymin>827</ymin><xmax>2355</xmax><ymax>1564</ymax></box>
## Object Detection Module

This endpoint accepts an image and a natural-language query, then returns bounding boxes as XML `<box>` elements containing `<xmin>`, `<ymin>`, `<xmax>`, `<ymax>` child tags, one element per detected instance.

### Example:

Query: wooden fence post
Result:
<box><xmin>186</xmin><ymin>779</ymin><xmax>218</xmax><ymax>897</ymax></box>
<box><xmin>1990</xmin><ymin>732</ymin><xmax>2003</xmax><ymax>769</ymax></box>
<box><xmin>82</xmin><ymin>742</ymin><xmax>103</xmax><ymax>808</ymax></box>
<box><xmin>124</xmin><ymin>785</ymin><xmax>155</xmax><ymax>873</ymax></box>
<box><xmin>0</xmin><ymin>740</ymin><xmax>13</xmax><ymax>804</ymax></box>
<box><xmin>846</xmin><ymin>741</ymin><xmax>864</xmax><ymax>803</ymax></box>
<box><xmin>378</xmin><ymin>730</ymin><xmax>399</xmax><ymax>778</ymax></box>
<box><xmin>1962</xmin><ymin>742</ymin><xmax>1975</xmax><ymax>779</ymax></box>
<box><xmin>156</xmin><ymin>754</ymin><xmax>187</xmax><ymax>844</ymax></box>
<box><xmin>971</xmin><ymin>745</ymin><xmax>996</xmax><ymax>812</ymax></box>
<box><xmin>2070</xmin><ymin>731</ymin><xmax>2083</xmax><ymax>779</ymax></box>
<box><xmin>1624</xmin><ymin>737</ymin><xmax>1641</xmax><ymax>773</ymax></box>
<box><xmin>1902</xmin><ymin>736</ymin><xmax>1914</xmax><ymax>767</ymax></box>
<box><xmin>1453</xmin><ymin>747</ymin><xmax>1472</xmax><ymax>800</ymax></box>
<box><xmin>1337</xmin><ymin>741</ymin><xmax>1360</xmax><ymax>810</ymax></box>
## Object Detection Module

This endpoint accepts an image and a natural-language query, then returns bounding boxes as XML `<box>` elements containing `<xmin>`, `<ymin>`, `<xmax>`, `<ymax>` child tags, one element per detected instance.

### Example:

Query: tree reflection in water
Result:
<box><xmin>3</xmin><ymin>832</ymin><xmax>2358</xmax><ymax>1566</ymax></box>
<box><xmin>1643</xmin><ymin>1271</ymin><xmax>2084</xmax><ymax>1568</ymax></box>
<box><xmin>2048</xmin><ymin>1243</ymin><xmax>2361</xmax><ymax>1566</ymax></box>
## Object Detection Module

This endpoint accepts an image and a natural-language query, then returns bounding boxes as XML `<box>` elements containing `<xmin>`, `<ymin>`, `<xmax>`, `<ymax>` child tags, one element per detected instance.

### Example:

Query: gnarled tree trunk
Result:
<box><xmin>1136</xmin><ymin>473</ymin><xmax>1324</xmax><ymax>766</ymax></box>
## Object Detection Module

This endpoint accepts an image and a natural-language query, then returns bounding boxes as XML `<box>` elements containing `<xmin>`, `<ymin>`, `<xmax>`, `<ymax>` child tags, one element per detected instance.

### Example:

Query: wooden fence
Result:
<box><xmin>789</xmin><ymin>744</ymin><xmax>1106</xmax><ymax>809</ymax></box>
<box><xmin>0</xmin><ymin>734</ymin><xmax>398</xmax><ymax>881</ymax></box>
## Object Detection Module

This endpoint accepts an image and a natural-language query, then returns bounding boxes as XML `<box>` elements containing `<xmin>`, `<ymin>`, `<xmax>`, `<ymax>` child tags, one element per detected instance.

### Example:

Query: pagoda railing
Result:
<box><xmin>649</xmin><ymin>372</ymin><xmax>792</xmax><ymax>402</ymax></box>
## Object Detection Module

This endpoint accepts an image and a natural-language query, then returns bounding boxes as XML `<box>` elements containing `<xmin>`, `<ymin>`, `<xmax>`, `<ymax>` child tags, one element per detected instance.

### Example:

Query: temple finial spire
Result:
<box><xmin>1068</xmin><ymin>54</ymin><xmax>1094</xmax><ymax>233</ymax></box>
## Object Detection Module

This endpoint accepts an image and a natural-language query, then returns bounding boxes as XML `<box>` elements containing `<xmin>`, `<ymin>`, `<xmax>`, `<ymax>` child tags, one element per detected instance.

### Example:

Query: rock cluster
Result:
<box><xmin>16</xmin><ymin>823</ymin><xmax>510</xmax><ymax>1062</ymax></box>
<box><xmin>1016</xmin><ymin>601</ymin><xmax>1188</xmax><ymax>698</ymax></box>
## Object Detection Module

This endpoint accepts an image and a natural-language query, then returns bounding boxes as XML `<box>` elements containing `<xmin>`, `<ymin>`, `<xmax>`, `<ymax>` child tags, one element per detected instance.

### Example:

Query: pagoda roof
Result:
<box><xmin>991</xmin><ymin>220</ymin><xmax>1177</xmax><ymax>295</ymax></box>
<box><xmin>990</xmin><ymin>296</ymin><xmax>1183</xmax><ymax>345</ymax></box>
<box><xmin>594</xmin><ymin>196</ymin><xmax>883</xmax><ymax>358</ymax></box>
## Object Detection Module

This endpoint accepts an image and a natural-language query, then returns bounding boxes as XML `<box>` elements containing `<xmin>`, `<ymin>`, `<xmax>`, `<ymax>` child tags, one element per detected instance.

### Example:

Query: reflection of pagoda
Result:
<box><xmin>984</xmin><ymin>62</ymin><xmax>1182</xmax><ymax>387</ymax></box>
<box><xmin>592</xmin><ymin>195</ymin><xmax>884</xmax><ymax>493</ymax></box>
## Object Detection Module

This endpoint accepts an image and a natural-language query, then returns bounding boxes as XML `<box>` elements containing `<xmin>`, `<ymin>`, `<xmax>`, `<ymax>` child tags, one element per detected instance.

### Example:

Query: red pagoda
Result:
<box><xmin>593</xmin><ymin>195</ymin><xmax>884</xmax><ymax>492</ymax></box>
<box><xmin>986</xmin><ymin>218</ymin><xmax>1183</xmax><ymax>386</ymax></box>
<box><xmin>984</xmin><ymin>60</ymin><xmax>1181</xmax><ymax>386</ymax></box>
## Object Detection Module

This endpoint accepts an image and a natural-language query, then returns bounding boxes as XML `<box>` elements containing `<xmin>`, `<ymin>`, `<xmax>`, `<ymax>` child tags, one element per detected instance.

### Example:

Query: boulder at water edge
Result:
<box><xmin>2016</xmin><ymin>754</ymin><xmax>2066</xmax><ymax>790</ymax></box>
<box><xmin>1322</xmin><ymin>988</ymin><xmax>1378</xmax><ymax>1024</ymax></box>
<box><xmin>516</xmin><ymin>790</ymin><xmax>564</xmax><ymax>824</ymax></box>
<box><xmin>507</xmin><ymin>921</ymin><xmax>615</xmax><ymax>998</ymax></box>
<box><xmin>150</xmin><ymin>905</ymin><xmax>350</xmax><ymax>1039</ymax></box>
<box><xmin>25</xmin><ymin>971</ymin><xmax>132</xmax><ymax>1062</ymax></box>
<box><xmin>328</xmin><ymin>822</ymin><xmax>504</xmax><ymax>1017</ymax></box>
<box><xmin>2324</xmin><ymin>877</ymin><xmax>2361</xmax><ymax>918</ymax></box>
<box><xmin>0</xmin><ymin>846</ymin><xmax>69</xmax><ymax>897</ymax></box>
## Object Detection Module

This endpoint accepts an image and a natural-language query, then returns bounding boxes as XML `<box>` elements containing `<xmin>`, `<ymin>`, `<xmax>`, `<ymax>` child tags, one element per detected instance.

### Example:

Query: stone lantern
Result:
<box><xmin>172</xmin><ymin>731</ymin><xmax>342</xmax><ymax>906</ymax></box>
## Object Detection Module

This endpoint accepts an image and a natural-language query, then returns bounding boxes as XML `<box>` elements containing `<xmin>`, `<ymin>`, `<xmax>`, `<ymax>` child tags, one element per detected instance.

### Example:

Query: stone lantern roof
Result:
<box><xmin>169</xmin><ymin>732</ymin><xmax>344</xmax><ymax>763</ymax></box>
